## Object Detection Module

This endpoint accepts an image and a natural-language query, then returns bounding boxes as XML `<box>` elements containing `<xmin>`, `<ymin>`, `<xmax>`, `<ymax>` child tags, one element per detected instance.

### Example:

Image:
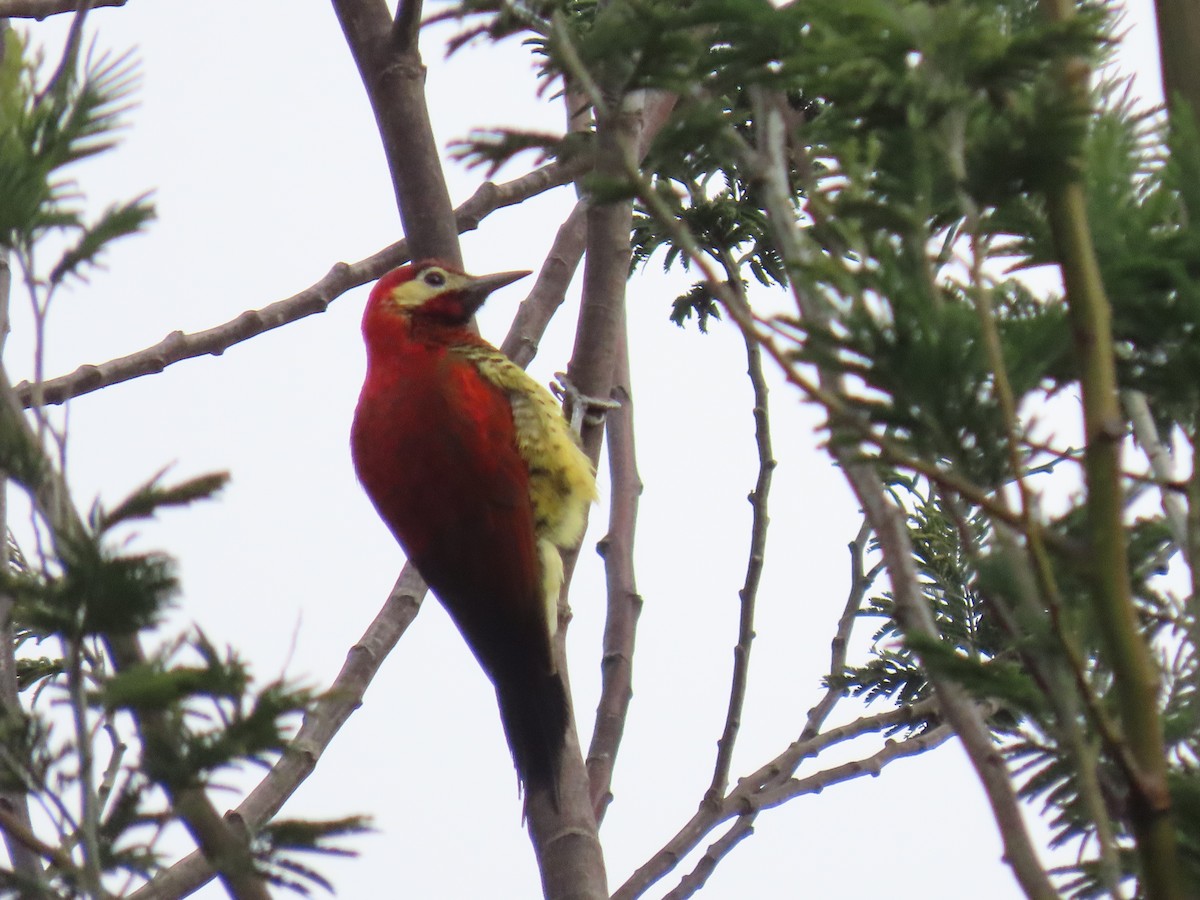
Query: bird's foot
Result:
<box><xmin>553</xmin><ymin>372</ymin><xmax>621</xmax><ymax>434</ymax></box>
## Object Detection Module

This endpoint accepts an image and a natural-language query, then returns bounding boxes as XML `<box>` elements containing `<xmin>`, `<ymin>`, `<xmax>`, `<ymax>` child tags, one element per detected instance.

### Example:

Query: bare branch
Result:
<box><xmin>613</xmin><ymin>702</ymin><xmax>943</xmax><ymax>900</ymax></box>
<box><xmin>766</xmin><ymin>724</ymin><xmax>956</xmax><ymax>808</ymax></box>
<box><xmin>390</xmin><ymin>0</ymin><xmax>423</xmax><ymax>53</ymax></box>
<box><xmin>1124</xmin><ymin>389</ymin><xmax>1187</xmax><ymax>549</ymax></box>
<box><xmin>16</xmin><ymin>161</ymin><xmax>583</xmax><ymax>409</ymax></box>
<box><xmin>523</xmin><ymin>95</ymin><xmax>650</xmax><ymax>900</ymax></box>
<box><xmin>586</xmin><ymin>303</ymin><xmax>642</xmax><ymax>824</ymax></box>
<box><xmin>660</xmin><ymin>818</ymin><xmax>754</xmax><ymax>900</ymax></box>
<box><xmin>0</xmin><ymin>803</ymin><xmax>73</xmax><ymax>873</ymax></box>
<box><xmin>800</xmin><ymin>520</ymin><xmax>876</xmax><ymax>741</ymax></box>
<box><xmin>708</xmin><ymin>286</ymin><xmax>775</xmax><ymax>802</ymax></box>
<box><xmin>0</xmin><ymin>0</ymin><xmax>123</xmax><ymax>18</ymax></box>
<box><xmin>665</xmin><ymin>725</ymin><xmax>957</xmax><ymax>900</ymax></box>
<box><xmin>331</xmin><ymin>0</ymin><xmax>460</xmax><ymax>262</ymax></box>
<box><xmin>501</xmin><ymin>202</ymin><xmax>588</xmax><ymax>367</ymax></box>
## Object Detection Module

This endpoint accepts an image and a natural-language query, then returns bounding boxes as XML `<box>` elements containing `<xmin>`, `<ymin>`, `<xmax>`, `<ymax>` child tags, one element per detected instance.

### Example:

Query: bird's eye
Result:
<box><xmin>423</xmin><ymin>270</ymin><xmax>446</xmax><ymax>287</ymax></box>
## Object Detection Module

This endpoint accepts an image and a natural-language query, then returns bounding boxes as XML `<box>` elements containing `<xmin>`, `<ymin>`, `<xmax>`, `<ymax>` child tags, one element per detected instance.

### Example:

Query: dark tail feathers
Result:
<box><xmin>494</xmin><ymin>669</ymin><xmax>569</xmax><ymax>804</ymax></box>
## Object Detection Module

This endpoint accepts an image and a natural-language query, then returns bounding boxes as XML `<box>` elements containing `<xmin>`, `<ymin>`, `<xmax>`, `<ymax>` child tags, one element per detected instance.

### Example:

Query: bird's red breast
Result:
<box><xmin>351</xmin><ymin>260</ymin><xmax>572</xmax><ymax>794</ymax></box>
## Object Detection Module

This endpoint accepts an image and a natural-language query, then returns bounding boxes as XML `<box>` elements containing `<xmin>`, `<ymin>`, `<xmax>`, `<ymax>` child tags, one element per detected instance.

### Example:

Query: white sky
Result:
<box><xmin>2</xmin><ymin>1</ymin><xmax>1167</xmax><ymax>897</ymax></box>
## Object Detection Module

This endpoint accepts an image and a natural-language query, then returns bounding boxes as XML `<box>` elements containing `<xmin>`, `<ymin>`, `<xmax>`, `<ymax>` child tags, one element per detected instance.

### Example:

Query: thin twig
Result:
<box><xmin>1123</xmin><ymin>389</ymin><xmax>1187</xmax><ymax>549</ymax></box>
<box><xmin>659</xmin><ymin>818</ymin><xmax>755</xmax><ymax>900</ymax></box>
<box><xmin>666</xmin><ymin>722</ymin><xmax>956</xmax><ymax>899</ymax></box>
<box><xmin>65</xmin><ymin>637</ymin><xmax>106</xmax><ymax>897</ymax></box>
<box><xmin>801</xmin><ymin>520</ymin><xmax>878</xmax><ymax>741</ymax></box>
<box><xmin>707</xmin><ymin>283</ymin><xmax>775</xmax><ymax>803</ymax></box>
<box><xmin>0</xmin><ymin>804</ymin><xmax>73</xmax><ymax>872</ymax></box>
<box><xmin>760</xmin><ymin>724</ymin><xmax>956</xmax><ymax>808</ymax></box>
<box><xmin>613</xmin><ymin>702</ymin><xmax>943</xmax><ymax>899</ymax></box>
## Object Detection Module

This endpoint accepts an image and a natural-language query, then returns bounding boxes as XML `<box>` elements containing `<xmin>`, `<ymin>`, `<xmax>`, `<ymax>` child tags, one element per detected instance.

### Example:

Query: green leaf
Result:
<box><xmin>49</xmin><ymin>191</ymin><xmax>155</xmax><ymax>285</ymax></box>
<box><xmin>98</xmin><ymin>469</ymin><xmax>230</xmax><ymax>532</ymax></box>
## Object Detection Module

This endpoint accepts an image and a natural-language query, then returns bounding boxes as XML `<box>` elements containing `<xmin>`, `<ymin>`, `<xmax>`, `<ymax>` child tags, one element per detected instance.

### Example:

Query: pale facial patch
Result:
<box><xmin>387</xmin><ymin>265</ymin><xmax>476</xmax><ymax>311</ymax></box>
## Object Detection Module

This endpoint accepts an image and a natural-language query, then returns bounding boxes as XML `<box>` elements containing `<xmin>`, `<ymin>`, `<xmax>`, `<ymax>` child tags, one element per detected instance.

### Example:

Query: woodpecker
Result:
<box><xmin>351</xmin><ymin>259</ymin><xmax>597</xmax><ymax>795</ymax></box>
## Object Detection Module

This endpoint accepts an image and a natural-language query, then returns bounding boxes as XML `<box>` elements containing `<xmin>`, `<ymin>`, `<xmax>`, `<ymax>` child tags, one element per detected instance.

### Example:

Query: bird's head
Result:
<box><xmin>365</xmin><ymin>259</ymin><xmax>531</xmax><ymax>328</ymax></box>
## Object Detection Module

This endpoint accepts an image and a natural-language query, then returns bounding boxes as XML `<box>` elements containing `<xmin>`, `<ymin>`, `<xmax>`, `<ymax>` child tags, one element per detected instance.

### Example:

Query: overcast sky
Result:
<box><xmin>3</xmin><ymin>2</ymin><xmax>1168</xmax><ymax>897</ymax></box>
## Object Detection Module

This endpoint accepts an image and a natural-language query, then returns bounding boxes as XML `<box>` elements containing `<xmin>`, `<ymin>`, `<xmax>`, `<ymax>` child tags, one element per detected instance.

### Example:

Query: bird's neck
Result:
<box><xmin>362</xmin><ymin>309</ymin><xmax>482</xmax><ymax>355</ymax></box>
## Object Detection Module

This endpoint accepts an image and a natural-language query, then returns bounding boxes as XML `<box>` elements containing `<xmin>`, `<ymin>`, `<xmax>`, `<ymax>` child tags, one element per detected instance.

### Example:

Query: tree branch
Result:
<box><xmin>1154</xmin><ymin>0</ymin><xmax>1200</xmax><ymax>125</ymax></box>
<box><xmin>15</xmin><ymin>160</ymin><xmax>583</xmax><ymax>409</ymax></box>
<box><xmin>331</xmin><ymin>0</ymin><xmax>461</xmax><ymax>262</ymax></box>
<box><xmin>613</xmin><ymin>702</ymin><xmax>943</xmax><ymax>899</ymax></box>
<box><xmin>800</xmin><ymin>520</ymin><xmax>877</xmax><ymax>741</ymax></box>
<box><xmin>0</xmin><ymin>0</ymin><xmax>123</xmax><ymax>18</ymax></box>
<box><xmin>586</xmin><ymin>301</ymin><xmax>641</xmax><ymax>824</ymax></box>
<box><xmin>0</xmin><ymin>242</ymin><xmax>44</xmax><ymax>892</ymax></box>
<box><xmin>126</xmin><ymin>565</ymin><xmax>426</xmax><ymax>900</ymax></box>
<box><xmin>1123</xmin><ymin>389</ymin><xmax>1187</xmax><ymax>549</ymax></box>
<box><xmin>524</xmin><ymin>93</ymin><xmax>648</xmax><ymax>900</ymax></box>
<box><xmin>0</xmin><ymin>804</ymin><xmax>73</xmax><ymax>873</ymax></box>
<box><xmin>1038</xmin><ymin>2</ymin><xmax>1181</xmax><ymax>893</ymax></box>
<box><xmin>707</xmin><ymin>285</ymin><xmax>775</xmax><ymax>802</ymax></box>
<box><xmin>500</xmin><ymin>201</ymin><xmax>588</xmax><ymax>367</ymax></box>
<box><xmin>390</xmin><ymin>0</ymin><xmax>422</xmax><ymax>54</ymax></box>
<box><xmin>663</xmin><ymin>724</ymin><xmax>957</xmax><ymax>900</ymax></box>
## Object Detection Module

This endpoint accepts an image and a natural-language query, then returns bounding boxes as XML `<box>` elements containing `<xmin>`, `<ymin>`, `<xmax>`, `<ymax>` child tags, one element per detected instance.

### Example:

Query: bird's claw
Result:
<box><xmin>553</xmin><ymin>372</ymin><xmax>621</xmax><ymax>434</ymax></box>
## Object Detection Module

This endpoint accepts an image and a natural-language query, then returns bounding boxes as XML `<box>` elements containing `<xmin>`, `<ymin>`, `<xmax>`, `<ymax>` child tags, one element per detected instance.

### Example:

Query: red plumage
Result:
<box><xmin>351</xmin><ymin>260</ymin><xmax>568</xmax><ymax>795</ymax></box>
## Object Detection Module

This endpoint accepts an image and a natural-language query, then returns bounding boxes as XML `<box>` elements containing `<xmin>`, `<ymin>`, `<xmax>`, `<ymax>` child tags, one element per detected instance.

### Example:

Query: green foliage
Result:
<box><xmin>3</xmin><ymin>472</ymin><xmax>229</xmax><ymax>639</ymax></box>
<box><xmin>0</xmin><ymin>26</ymin><xmax>360</xmax><ymax>895</ymax></box>
<box><xmin>254</xmin><ymin>817</ymin><xmax>373</xmax><ymax>896</ymax></box>
<box><xmin>843</xmin><ymin>484</ymin><xmax>1041</xmax><ymax>720</ymax></box>
<box><xmin>517</xmin><ymin>0</ymin><xmax>1195</xmax><ymax>890</ymax></box>
<box><xmin>0</xmin><ymin>465</ymin><xmax>346</xmax><ymax>893</ymax></box>
<box><xmin>95</xmin><ymin>469</ymin><xmax>231</xmax><ymax>532</ymax></box>
<box><xmin>0</xmin><ymin>27</ymin><xmax>154</xmax><ymax>278</ymax></box>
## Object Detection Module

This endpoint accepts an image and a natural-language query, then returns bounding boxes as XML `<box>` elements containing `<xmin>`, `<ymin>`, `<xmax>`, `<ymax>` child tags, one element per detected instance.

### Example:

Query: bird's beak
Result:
<box><xmin>460</xmin><ymin>269</ymin><xmax>532</xmax><ymax>315</ymax></box>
